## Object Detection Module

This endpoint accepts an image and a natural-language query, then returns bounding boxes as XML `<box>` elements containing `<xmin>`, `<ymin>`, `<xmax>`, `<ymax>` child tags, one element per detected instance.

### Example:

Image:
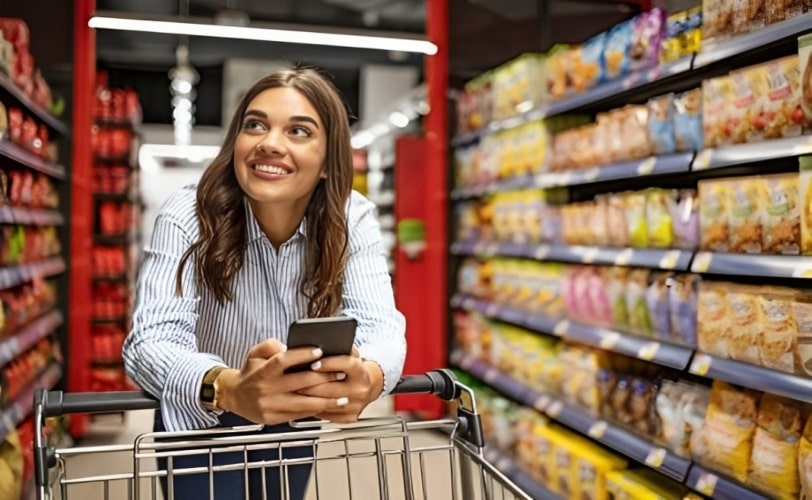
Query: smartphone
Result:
<box><xmin>284</xmin><ymin>316</ymin><xmax>357</xmax><ymax>373</ymax></box>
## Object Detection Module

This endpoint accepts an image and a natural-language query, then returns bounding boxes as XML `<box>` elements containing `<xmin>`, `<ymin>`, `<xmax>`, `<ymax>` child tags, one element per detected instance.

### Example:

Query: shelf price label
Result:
<box><xmin>658</xmin><ymin>250</ymin><xmax>682</xmax><ymax>270</ymax></box>
<box><xmin>547</xmin><ymin>400</ymin><xmax>564</xmax><ymax>418</ymax></box>
<box><xmin>692</xmin><ymin>252</ymin><xmax>713</xmax><ymax>273</ymax></box>
<box><xmin>534</xmin><ymin>395</ymin><xmax>551</xmax><ymax>412</ymax></box>
<box><xmin>534</xmin><ymin>245</ymin><xmax>551</xmax><ymax>260</ymax></box>
<box><xmin>645</xmin><ymin>447</ymin><xmax>667</xmax><ymax>468</ymax></box>
<box><xmin>694</xmin><ymin>470</ymin><xmax>718</xmax><ymax>496</ymax></box>
<box><xmin>588</xmin><ymin>421</ymin><xmax>608</xmax><ymax>439</ymax></box>
<box><xmin>614</xmin><ymin>248</ymin><xmax>634</xmax><ymax>266</ymax></box>
<box><xmin>693</xmin><ymin>149</ymin><xmax>714</xmax><ymax>170</ymax></box>
<box><xmin>483</xmin><ymin>368</ymin><xmax>499</xmax><ymax>384</ymax></box>
<box><xmin>792</xmin><ymin>136</ymin><xmax>812</xmax><ymax>156</ymax></box>
<box><xmin>637</xmin><ymin>157</ymin><xmax>657</xmax><ymax>176</ymax></box>
<box><xmin>581</xmin><ymin>247</ymin><xmax>599</xmax><ymax>264</ymax></box>
<box><xmin>638</xmin><ymin>342</ymin><xmax>660</xmax><ymax>361</ymax></box>
<box><xmin>690</xmin><ymin>353</ymin><xmax>713</xmax><ymax>376</ymax></box>
<box><xmin>553</xmin><ymin>320</ymin><xmax>571</xmax><ymax>337</ymax></box>
<box><xmin>599</xmin><ymin>332</ymin><xmax>621</xmax><ymax>350</ymax></box>
<box><xmin>459</xmin><ymin>355</ymin><xmax>474</xmax><ymax>370</ymax></box>
<box><xmin>583</xmin><ymin>168</ymin><xmax>600</xmax><ymax>182</ymax></box>
<box><xmin>485</xmin><ymin>303</ymin><xmax>500</xmax><ymax>317</ymax></box>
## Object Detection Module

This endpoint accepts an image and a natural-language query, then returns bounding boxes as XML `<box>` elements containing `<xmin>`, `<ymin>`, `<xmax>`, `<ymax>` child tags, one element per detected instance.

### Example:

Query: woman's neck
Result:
<box><xmin>249</xmin><ymin>200</ymin><xmax>307</xmax><ymax>251</ymax></box>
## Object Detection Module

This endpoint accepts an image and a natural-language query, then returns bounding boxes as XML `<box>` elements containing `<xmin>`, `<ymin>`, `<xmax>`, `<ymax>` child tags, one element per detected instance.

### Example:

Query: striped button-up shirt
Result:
<box><xmin>123</xmin><ymin>184</ymin><xmax>407</xmax><ymax>432</ymax></box>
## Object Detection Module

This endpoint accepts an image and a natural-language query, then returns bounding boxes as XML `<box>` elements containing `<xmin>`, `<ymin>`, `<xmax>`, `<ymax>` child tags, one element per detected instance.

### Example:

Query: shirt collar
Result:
<box><xmin>244</xmin><ymin>198</ymin><xmax>307</xmax><ymax>244</ymax></box>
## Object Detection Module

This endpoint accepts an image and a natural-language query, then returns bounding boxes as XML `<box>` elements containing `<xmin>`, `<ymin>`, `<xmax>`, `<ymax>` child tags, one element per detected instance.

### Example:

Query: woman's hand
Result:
<box><xmin>216</xmin><ymin>339</ymin><xmax>349</xmax><ymax>425</ymax></box>
<box><xmin>299</xmin><ymin>347</ymin><xmax>384</xmax><ymax>423</ymax></box>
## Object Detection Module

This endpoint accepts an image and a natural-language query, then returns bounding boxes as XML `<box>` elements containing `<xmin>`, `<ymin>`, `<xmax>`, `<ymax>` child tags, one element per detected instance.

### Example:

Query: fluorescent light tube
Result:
<box><xmin>88</xmin><ymin>15</ymin><xmax>438</xmax><ymax>55</ymax></box>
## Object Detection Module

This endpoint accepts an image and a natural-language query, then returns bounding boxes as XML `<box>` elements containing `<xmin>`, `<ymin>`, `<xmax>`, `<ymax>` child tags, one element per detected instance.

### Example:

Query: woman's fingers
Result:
<box><xmin>247</xmin><ymin>338</ymin><xmax>287</xmax><ymax>359</ymax></box>
<box><xmin>264</xmin><ymin>346</ymin><xmax>324</xmax><ymax>374</ymax></box>
<box><xmin>260</xmin><ymin>393</ymin><xmax>349</xmax><ymax>417</ymax></box>
<box><xmin>309</xmin><ymin>354</ymin><xmax>363</xmax><ymax>376</ymax></box>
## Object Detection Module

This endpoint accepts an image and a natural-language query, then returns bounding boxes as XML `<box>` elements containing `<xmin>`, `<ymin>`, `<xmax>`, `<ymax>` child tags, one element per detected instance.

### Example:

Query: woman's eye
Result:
<box><xmin>242</xmin><ymin>119</ymin><xmax>264</xmax><ymax>130</ymax></box>
<box><xmin>290</xmin><ymin>126</ymin><xmax>312</xmax><ymax>137</ymax></box>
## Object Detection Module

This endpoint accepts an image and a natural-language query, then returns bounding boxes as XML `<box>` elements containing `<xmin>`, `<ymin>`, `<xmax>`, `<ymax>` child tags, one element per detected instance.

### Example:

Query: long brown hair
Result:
<box><xmin>176</xmin><ymin>67</ymin><xmax>353</xmax><ymax>317</ymax></box>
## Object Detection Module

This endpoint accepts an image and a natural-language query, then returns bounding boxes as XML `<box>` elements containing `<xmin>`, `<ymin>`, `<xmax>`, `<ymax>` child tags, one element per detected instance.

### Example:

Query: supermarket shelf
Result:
<box><xmin>694</xmin><ymin>12</ymin><xmax>812</xmax><ymax>68</ymax></box>
<box><xmin>539</xmin><ymin>152</ymin><xmax>693</xmax><ymax>188</ymax></box>
<box><xmin>451</xmin><ymin>295</ymin><xmax>561</xmax><ymax>335</ymax></box>
<box><xmin>451</xmin><ymin>241</ymin><xmax>693</xmax><ymax>271</ymax></box>
<box><xmin>0</xmin><ymin>362</ymin><xmax>62</xmax><ymax>443</ymax></box>
<box><xmin>546</xmin><ymin>57</ymin><xmax>693</xmax><ymax>116</ymax></box>
<box><xmin>692</xmin><ymin>135</ymin><xmax>812</xmax><ymax>171</ymax></box>
<box><xmin>0</xmin><ymin>72</ymin><xmax>70</xmax><ymax>136</ymax></box>
<box><xmin>688</xmin><ymin>352</ymin><xmax>812</xmax><ymax>404</ymax></box>
<box><xmin>453</xmin><ymin>294</ymin><xmax>694</xmax><ymax>370</ymax></box>
<box><xmin>451</xmin><ymin>350</ymin><xmax>692</xmax><ymax>483</ymax></box>
<box><xmin>0</xmin><ymin>310</ymin><xmax>63</xmax><ymax>368</ymax></box>
<box><xmin>691</xmin><ymin>251</ymin><xmax>812</xmax><ymax>279</ymax></box>
<box><xmin>0</xmin><ymin>139</ymin><xmax>67</xmax><ymax>179</ymax></box>
<box><xmin>482</xmin><ymin>447</ymin><xmax>561</xmax><ymax>500</ymax></box>
<box><xmin>451</xmin><ymin>128</ymin><xmax>487</xmax><ymax>148</ymax></box>
<box><xmin>0</xmin><ymin>257</ymin><xmax>66</xmax><ymax>290</ymax></box>
<box><xmin>686</xmin><ymin>465</ymin><xmax>769</xmax><ymax>500</ymax></box>
<box><xmin>0</xmin><ymin>205</ymin><xmax>64</xmax><ymax>226</ymax></box>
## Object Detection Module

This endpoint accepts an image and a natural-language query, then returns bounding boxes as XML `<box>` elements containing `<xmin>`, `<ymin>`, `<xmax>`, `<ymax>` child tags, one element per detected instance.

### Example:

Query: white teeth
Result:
<box><xmin>254</xmin><ymin>164</ymin><xmax>289</xmax><ymax>175</ymax></box>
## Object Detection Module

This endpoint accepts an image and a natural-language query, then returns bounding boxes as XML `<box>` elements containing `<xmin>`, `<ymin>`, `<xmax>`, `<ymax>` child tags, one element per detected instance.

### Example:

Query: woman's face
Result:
<box><xmin>233</xmin><ymin>87</ymin><xmax>327</xmax><ymax>209</ymax></box>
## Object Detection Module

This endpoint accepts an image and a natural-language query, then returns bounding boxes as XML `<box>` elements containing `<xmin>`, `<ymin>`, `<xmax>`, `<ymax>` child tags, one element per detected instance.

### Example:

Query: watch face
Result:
<box><xmin>201</xmin><ymin>385</ymin><xmax>216</xmax><ymax>403</ymax></box>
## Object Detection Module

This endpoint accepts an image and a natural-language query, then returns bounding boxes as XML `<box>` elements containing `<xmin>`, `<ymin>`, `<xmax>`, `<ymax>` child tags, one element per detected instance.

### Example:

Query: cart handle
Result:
<box><xmin>34</xmin><ymin>369</ymin><xmax>460</xmax><ymax>417</ymax></box>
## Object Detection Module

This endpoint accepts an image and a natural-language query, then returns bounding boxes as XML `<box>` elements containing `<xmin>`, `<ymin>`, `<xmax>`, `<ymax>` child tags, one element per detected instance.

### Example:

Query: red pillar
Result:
<box><xmin>393</xmin><ymin>0</ymin><xmax>448</xmax><ymax>419</ymax></box>
<box><xmin>68</xmin><ymin>0</ymin><xmax>95</xmax><ymax>436</ymax></box>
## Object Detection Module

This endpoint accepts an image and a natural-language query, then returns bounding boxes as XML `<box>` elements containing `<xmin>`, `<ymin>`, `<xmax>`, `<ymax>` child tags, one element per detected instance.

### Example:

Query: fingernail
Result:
<box><xmin>336</xmin><ymin>397</ymin><xmax>349</xmax><ymax>407</ymax></box>
<box><xmin>336</xmin><ymin>372</ymin><xmax>346</xmax><ymax>381</ymax></box>
<box><xmin>311</xmin><ymin>361</ymin><xmax>322</xmax><ymax>370</ymax></box>
<box><xmin>312</xmin><ymin>348</ymin><xmax>323</xmax><ymax>357</ymax></box>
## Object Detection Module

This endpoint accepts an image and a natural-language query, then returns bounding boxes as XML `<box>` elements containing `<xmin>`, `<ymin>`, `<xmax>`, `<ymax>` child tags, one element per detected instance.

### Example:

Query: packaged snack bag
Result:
<box><xmin>768</xmin><ymin>0</ymin><xmax>804</xmax><ymax>24</ymax></box>
<box><xmin>729</xmin><ymin>177</ymin><xmax>763</xmax><ymax>253</ymax></box>
<box><xmin>673</xmin><ymin>88</ymin><xmax>703</xmax><ymax>151</ymax></box>
<box><xmin>592</xmin><ymin>195</ymin><xmax>611</xmax><ymax>247</ymax></box>
<box><xmin>747</xmin><ymin>393</ymin><xmax>804</xmax><ymax>499</ymax></box>
<box><xmin>699</xmin><ymin>179</ymin><xmax>732</xmax><ymax>252</ymax></box>
<box><xmin>701</xmin><ymin>0</ymin><xmax>733</xmax><ymax>41</ymax></box>
<box><xmin>799</xmin><ymin>413</ymin><xmax>812</xmax><ymax>499</ymax></box>
<box><xmin>629</xmin><ymin>377</ymin><xmax>659</xmax><ymax>437</ymax></box>
<box><xmin>683</xmin><ymin>383</ymin><xmax>711</xmax><ymax>460</ymax></box>
<box><xmin>572</xmin><ymin>32</ymin><xmax>606</xmax><ymax>93</ymax></box>
<box><xmin>606</xmin><ymin>267</ymin><xmax>630</xmax><ymax>331</ymax></box>
<box><xmin>761</xmin><ymin>173</ymin><xmax>801</xmax><ymax>255</ymax></box>
<box><xmin>697</xmin><ymin>280</ymin><xmax>732</xmax><ymax>358</ymax></box>
<box><xmin>669</xmin><ymin>274</ymin><xmax>699</xmax><ymax>347</ymax></box>
<box><xmin>630</xmin><ymin>8</ymin><xmax>667</xmax><ymax>72</ymax></box>
<box><xmin>624</xmin><ymin>191</ymin><xmax>649</xmax><ymax>248</ymax></box>
<box><xmin>647</xmin><ymin>94</ymin><xmax>676</xmax><ymax>155</ymax></box>
<box><xmin>730</xmin><ymin>65</ymin><xmax>765</xmax><ymax>144</ymax></box>
<box><xmin>802</xmin><ymin>158</ymin><xmax>812</xmax><ymax>255</ymax></box>
<box><xmin>702</xmin><ymin>77</ymin><xmax>731</xmax><ymax>148</ymax></box>
<box><xmin>645</xmin><ymin>272</ymin><xmax>673</xmax><ymax>340</ymax></box>
<box><xmin>656</xmin><ymin>379</ymin><xmax>692</xmax><ymax>456</ymax></box>
<box><xmin>699</xmin><ymin>380</ymin><xmax>760</xmax><ymax>482</ymax></box>
<box><xmin>571</xmin><ymin>442</ymin><xmax>628</xmax><ymax>500</ymax></box>
<box><xmin>669</xmin><ymin>189</ymin><xmax>699</xmax><ymax>250</ymax></box>
<box><xmin>646</xmin><ymin>188</ymin><xmax>676</xmax><ymax>248</ymax></box>
<box><xmin>604</xmin><ymin>18</ymin><xmax>635</xmax><ymax>80</ymax></box>
<box><xmin>793</xmin><ymin>297</ymin><xmax>812</xmax><ymax>377</ymax></box>
<box><xmin>625</xmin><ymin>269</ymin><xmax>653</xmax><ymax>336</ymax></box>
<box><xmin>762</xmin><ymin>56</ymin><xmax>804</xmax><ymax>140</ymax></box>
<box><xmin>607</xmin><ymin>193</ymin><xmax>630</xmax><ymax>247</ymax></box>
<box><xmin>727</xmin><ymin>285</ymin><xmax>763</xmax><ymax>365</ymax></box>
<box><xmin>758</xmin><ymin>287</ymin><xmax>798</xmax><ymax>374</ymax></box>
<box><xmin>606</xmin><ymin>469</ymin><xmax>691</xmax><ymax>499</ymax></box>
<box><xmin>799</xmin><ymin>35</ymin><xmax>812</xmax><ymax>130</ymax></box>
<box><xmin>587</xmin><ymin>267</ymin><xmax>613</xmax><ymax>328</ymax></box>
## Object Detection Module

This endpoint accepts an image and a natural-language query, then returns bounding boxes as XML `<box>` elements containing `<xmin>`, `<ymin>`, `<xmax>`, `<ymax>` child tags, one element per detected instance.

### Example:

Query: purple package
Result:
<box><xmin>669</xmin><ymin>189</ymin><xmax>699</xmax><ymax>249</ymax></box>
<box><xmin>668</xmin><ymin>274</ymin><xmax>698</xmax><ymax>347</ymax></box>
<box><xmin>645</xmin><ymin>272</ymin><xmax>673</xmax><ymax>341</ymax></box>
<box><xmin>630</xmin><ymin>8</ymin><xmax>667</xmax><ymax>72</ymax></box>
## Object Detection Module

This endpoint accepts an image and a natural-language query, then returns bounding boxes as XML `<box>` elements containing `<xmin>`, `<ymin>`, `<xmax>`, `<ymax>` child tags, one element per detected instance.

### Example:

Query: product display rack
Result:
<box><xmin>448</xmin><ymin>9</ymin><xmax>812</xmax><ymax>500</ymax></box>
<box><xmin>0</xmin><ymin>31</ymin><xmax>72</xmax><ymax>498</ymax></box>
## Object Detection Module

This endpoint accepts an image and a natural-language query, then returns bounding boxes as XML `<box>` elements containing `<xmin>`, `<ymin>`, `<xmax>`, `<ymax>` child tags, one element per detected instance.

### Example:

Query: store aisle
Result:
<box><xmin>48</xmin><ymin>398</ymin><xmax>461</xmax><ymax>500</ymax></box>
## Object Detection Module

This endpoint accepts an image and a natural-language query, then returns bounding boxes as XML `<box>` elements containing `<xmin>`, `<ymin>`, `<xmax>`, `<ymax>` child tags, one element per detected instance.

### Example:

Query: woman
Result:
<box><xmin>123</xmin><ymin>67</ymin><xmax>407</xmax><ymax>499</ymax></box>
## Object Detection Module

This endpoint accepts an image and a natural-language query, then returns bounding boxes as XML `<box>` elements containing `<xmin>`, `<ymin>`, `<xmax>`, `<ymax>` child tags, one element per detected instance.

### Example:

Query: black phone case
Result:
<box><xmin>284</xmin><ymin>317</ymin><xmax>357</xmax><ymax>373</ymax></box>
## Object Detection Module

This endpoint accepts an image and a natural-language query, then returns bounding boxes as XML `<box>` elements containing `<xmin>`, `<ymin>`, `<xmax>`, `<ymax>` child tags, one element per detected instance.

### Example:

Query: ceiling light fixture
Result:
<box><xmin>88</xmin><ymin>13</ymin><xmax>438</xmax><ymax>55</ymax></box>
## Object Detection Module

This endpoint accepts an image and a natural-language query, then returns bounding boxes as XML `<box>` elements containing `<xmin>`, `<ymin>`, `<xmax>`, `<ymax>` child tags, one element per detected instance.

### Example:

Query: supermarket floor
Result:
<box><xmin>47</xmin><ymin>398</ymin><xmax>467</xmax><ymax>500</ymax></box>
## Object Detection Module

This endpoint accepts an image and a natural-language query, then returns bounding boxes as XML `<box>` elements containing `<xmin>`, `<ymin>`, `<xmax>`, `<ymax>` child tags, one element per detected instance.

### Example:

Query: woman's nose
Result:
<box><xmin>256</xmin><ymin>130</ymin><xmax>286</xmax><ymax>155</ymax></box>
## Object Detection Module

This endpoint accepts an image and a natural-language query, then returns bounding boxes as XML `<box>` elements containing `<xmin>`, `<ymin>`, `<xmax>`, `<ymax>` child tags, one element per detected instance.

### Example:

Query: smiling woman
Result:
<box><xmin>122</xmin><ymin>67</ymin><xmax>406</xmax><ymax>500</ymax></box>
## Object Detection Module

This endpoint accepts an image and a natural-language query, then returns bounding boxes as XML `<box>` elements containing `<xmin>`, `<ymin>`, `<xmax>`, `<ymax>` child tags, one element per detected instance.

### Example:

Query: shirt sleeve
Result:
<box><xmin>122</xmin><ymin>208</ymin><xmax>225</xmax><ymax>432</ymax></box>
<box><xmin>342</xmin><ymin>194</ymin><xmax>407</xmax><ymax>395</ymax></box>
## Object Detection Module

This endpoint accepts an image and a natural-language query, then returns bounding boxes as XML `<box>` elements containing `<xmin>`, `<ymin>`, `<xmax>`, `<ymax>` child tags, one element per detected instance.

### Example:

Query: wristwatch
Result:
<box><xmin>200</xmin><ymin>366</ymin><xmax>226</xmax><ymax>410</ymax></box>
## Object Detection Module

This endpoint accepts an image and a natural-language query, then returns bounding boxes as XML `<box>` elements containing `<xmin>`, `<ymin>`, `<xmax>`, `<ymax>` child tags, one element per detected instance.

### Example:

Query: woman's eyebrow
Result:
<box><xmin>290</xmin><ymin>115</ymin><xmax>320</xmax><ymax>129</ymax></box>
<box><xmin>243</xmin><ymin>109</ymin><xmax>267</xmax><ymax>119</ymax></box>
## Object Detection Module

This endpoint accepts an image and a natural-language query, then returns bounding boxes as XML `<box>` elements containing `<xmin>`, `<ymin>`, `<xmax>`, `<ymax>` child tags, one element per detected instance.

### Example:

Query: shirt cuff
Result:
<box><xmin>358</xmin><ymin>339</ymin><xmax>405</xmax><ymax>397</ymax></box>
<box><xmin>160</xmin><ymin>353</ymin><xmax>227</xmax><ymax>431</ymax></box>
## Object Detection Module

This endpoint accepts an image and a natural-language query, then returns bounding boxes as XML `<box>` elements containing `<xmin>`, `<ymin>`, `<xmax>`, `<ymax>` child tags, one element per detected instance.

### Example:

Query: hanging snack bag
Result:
<box><xmin>630</xmin><ymin>8</ymin><xmax>667</xmax><ymax>72</ymax></box>
<box><xmin>728</xmin><ymin>176</ymin><xmax>763</xmax><ymax>253</ymax></box>
<box><xmin>645</xmin><ymin>271</ymin><xmax>673</xmax><ymax>340</ymax></box>
<box><xmin>758</xmin><ymin>287</ymin><xmax>798</xmax><ymax>374</ymax></box>
<box><xmin>647</xmin><ymin>93</ymin><xmax>676</xmax><ymax>155</ymax></box>
<box><xmin>656</xmin><ymin>379</ymin><xmax>692</xmax><ymax>456</ymax></box>
<box><xmin>669</xmin><ymin>189</ymin><xmax>700</xmax><ymax>250</ymax></box>
<box><xmin>669</xmin><ymin>273</ymin><xmax>699</xmax><ymax>347</ymax></box>
<box><xmin>699</xmin><ymin>179</ymin><xmax>732</xmax><ymax>252</ymax></box>
<box><xmin>625</xmin><ymin>268</ymin><xmax>654</xmax><ymax>336</ymax></box>
<box><xmin>624</xmin><ymin>191</ymin><xmax>649</xmax><ymax>248</ymax></box>
<box><xmin>726</xmin><ymin>285</ymin><xmax>763</xmax><ymax>365</ymax></box>
<box><xmin>697</xmin><ymin>280</ymin><xmax>732</xmax><ymax>358</ymax></box>
<box><xmin>646</xmin><ymin>188</ymin><xmax>676</xmax><ymax>248</ymax></box>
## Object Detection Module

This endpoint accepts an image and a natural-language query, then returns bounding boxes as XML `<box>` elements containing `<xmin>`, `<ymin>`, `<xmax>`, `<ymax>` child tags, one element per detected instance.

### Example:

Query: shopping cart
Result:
<box><xmin>33</xmin><ymin>369</ymin><xmax>534</xmax><ymax>500</ymax></box>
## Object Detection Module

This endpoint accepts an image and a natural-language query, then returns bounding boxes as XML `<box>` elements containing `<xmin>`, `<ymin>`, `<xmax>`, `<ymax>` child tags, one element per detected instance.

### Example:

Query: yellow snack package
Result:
<box><xmin>726</xmin><ymin>284</ymin><xmax>763</xmax><ymax>365</ymax></box>
<box><xmin>728</xmin><ymin>177</ymin><xmax>763</xmax><ymax>254</ymax></box>
<box><xmin>799</xmin><ymin>413</ymin><xmax>812</xmax><ymax>499</ymax></box>
<box><xmin>699</xmin><ymin>380</ymin><xmax>759</xmax><ymax>482</ymax></box>
<box><xmin>605</xmin><ymin>469</ymin><xmax>691</xmax><ymax>499</ymax></box>
<box><xmin>800</xmin><ymin>157</ymin><xmax>812</xmax><ymax>256</ymax></box>
<box><xmin>747</xmin><ymin>393</ymin><xmax>804</xmax><ymax>499</ymax></box>
<box><xmin>698</xmin><ymin>179</ymin><xmax>732</xmax><ymax>252</ymax></box>
<box><xmin>570</xmin><ymin>441</ymin><xmax>628</xmax><ymax>500</ymax></box>
<box><xmin>758</xmin><ymin>287</ymin><xmax>798</xmax><ymax>374</ymax></box>
<box><xmin>760</xmin><ymin>173</ymin><xmax>801</xmax><ymax>255</ymax></box>
<box><xmin>697</xmin><ymin>280</ymin><xmax>732</xmax><ymax>358</ymax></box>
